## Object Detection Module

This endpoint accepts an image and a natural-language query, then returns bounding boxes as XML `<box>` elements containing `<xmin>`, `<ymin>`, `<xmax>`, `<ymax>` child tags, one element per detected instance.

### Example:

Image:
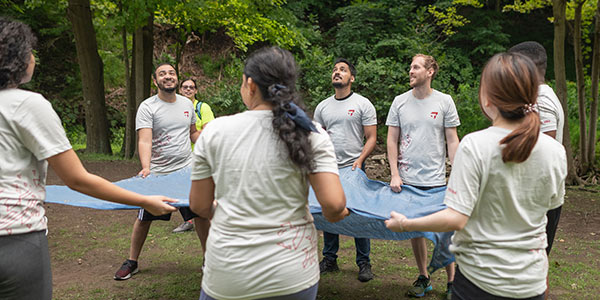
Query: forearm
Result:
<box><xmin>404</xmin><ymin>208</ymin><xmax>467</xmax><ymax>232</ymax></box>
<box><xmin>138</xmin><ymin>141</ymin><xmax>152</xmax><ymax>170</ymax></box>
<box><xmin>189</xmin><ymin>178</ymin><xmax>215</xmax><ymax>219</ymax></box>
<box><xmin>68</xmin><ymin>173</ymin><xmax>150</xmax><ymax>206</ymax></box>
<box><xmin>387</xmin><ymin>140</ymin><xmax>399</xmax><ymax>176</ymax></box>
<box><xmin>356</xmin><ymin>136</ymin><xmax>376</xmax><ymax>165</ymax></box>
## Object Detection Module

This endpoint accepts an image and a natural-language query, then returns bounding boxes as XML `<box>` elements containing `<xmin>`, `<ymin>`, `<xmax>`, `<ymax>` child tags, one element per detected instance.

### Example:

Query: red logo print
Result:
<box><xmin>430</xmin><ymin>111</ymin><xmax>438</xmax><ymax>119</ymax></box>
<box><xmin>184</xmin><ymin>111</ymin><xmax>189</xmax><ymax>118</ymax></box>
<box><xmin>348</xmin><ymin>109</ymin><xmax>355</xmax><ymax>116</ymax></box>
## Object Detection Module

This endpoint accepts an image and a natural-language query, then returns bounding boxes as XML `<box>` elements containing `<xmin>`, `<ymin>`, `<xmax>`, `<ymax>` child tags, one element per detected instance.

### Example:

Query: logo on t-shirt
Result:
<box><xmin>430</xmin><ymin>112</ymin><xmax>438</xmax><ymax>119</ymax></box>
<box><xmin>348</xmin><ymin>109</ymin><xmax>355</xmax><ymax>116</ymax></box>
<box><xmin>184</xmin><ymin>111</ymin><xmax>189</xmax><ymax>118</ymax></box>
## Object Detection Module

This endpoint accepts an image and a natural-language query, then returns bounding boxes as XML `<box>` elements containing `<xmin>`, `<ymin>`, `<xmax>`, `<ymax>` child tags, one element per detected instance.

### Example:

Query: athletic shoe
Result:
<box><xmin>319</xmin><ymin>257</ymin><xmax>339</xmax><ymax>274</ymax></box>
<box><xmin>172</xmin><ymin>221</ymin><xmax>193</xmax><ymax>233</ymax></box>
<box><xmin>357</xmin><ymin>261</ymin><xmax>374</xmax><ymax>282</ymax></box>
<box><xmin>114</xmin><ymin>259</ymin><xmax>138</xmax><ymax>280</ymax></box>
<box><xmin>446</xmin><ymin>282</ymin><xmax>453</xmax><ymax>300</ymax></box>
<box><xmin>407</xmin><ymin>275</ymin><xmax>432</xmax><ymax>297</ymax></box>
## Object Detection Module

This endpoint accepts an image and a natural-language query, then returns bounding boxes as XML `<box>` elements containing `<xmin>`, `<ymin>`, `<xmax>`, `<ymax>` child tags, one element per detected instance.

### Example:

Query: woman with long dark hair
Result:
<box><xmin>385</xmin><ymin>53</ymin><xmax>567</xmax><ymax>300</ymax></box>
<box><xmin>0</xmin><ymin>17</ymin><xmax>176</xmax><ymax>300</ymax></box>
<box><xmin>189</xmin><ymin>46</ymin><xmax>348</xmax><ymax>299</ymax></box>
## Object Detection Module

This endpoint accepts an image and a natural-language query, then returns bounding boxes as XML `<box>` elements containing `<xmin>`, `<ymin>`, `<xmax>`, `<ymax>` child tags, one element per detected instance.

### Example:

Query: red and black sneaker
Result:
<box><xmin>114</xmin><ymin>259</ymin><xmax>138</xmax><ymax>280</ymax></box>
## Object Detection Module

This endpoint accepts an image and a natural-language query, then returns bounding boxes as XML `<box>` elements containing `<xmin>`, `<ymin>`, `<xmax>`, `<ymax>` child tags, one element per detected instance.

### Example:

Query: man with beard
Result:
<box><xmin>386</xmin><ymin>54</ymin><xmax>460</xmax><ymax>299</ymax></box>
<box><xmin>114</xmin><ymin>63</ymin><xmax>207</xmax><ymax>280</ymax></box>
<box><xmin>314</xmin><ymin>58</ymin><xmax>377</xmax><ymax>282</ymax></box>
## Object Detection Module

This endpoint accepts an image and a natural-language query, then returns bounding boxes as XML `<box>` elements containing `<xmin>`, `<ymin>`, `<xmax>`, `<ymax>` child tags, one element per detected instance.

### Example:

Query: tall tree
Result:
<box><xmin>588</xmin><ymin>0</ymin><xmax>600</xmax><ymax>169</ymax></box>
<box><xmin>573</xmin><ymin>0</ymin><xmax>589</xmax><ymax>172</ymax></box>
<box><xmin>67</xmin><ymin>0</ymin><xmax>112</xmax><ymax>154</ymax></box>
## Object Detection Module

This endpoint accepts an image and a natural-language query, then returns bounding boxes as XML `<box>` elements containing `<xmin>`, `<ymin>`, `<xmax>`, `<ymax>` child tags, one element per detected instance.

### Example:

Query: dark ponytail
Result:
<box><xmin>243</xmin><ymin>47</ymin><xmax>314</xmax><ymax>173</ymax></box>
<box><xmin>480</xmin><ymin>52</ymin><xmax>540</xmax><ymax>163</ymax></box>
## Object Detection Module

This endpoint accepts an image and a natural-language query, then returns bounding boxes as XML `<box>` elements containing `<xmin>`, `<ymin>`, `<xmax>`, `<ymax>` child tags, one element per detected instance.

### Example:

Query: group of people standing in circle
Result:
<box><xmin>1</xmin><ymin>16</ymin><xmax>566</xmax><ymax>300</ymax></box>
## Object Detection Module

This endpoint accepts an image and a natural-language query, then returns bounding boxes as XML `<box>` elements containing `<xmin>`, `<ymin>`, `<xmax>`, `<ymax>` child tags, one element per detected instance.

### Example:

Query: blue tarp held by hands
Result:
<box><xmin>45</xmin><ymin>166</ymin><xmax>455</xmax><ymax>272</ymax></box>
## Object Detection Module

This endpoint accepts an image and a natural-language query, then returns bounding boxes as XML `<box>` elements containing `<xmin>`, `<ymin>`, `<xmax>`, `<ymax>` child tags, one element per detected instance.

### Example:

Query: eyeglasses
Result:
<box><xmin>181</xmin><ymin>85</ymin><xmax>196</xmax><ymax>90</ymax></box>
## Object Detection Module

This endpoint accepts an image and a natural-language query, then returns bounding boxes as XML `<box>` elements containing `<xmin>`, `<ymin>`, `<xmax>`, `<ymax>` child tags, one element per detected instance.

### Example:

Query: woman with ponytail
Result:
<box><xmin>189</xmin><ymin>46</ymin><xmax>348</xmax><ymax>300</ymax></box>
<box><xmin>385</xmin><ymin>53</ymin><xmax>566</xmax><ymax>300</ymax></box>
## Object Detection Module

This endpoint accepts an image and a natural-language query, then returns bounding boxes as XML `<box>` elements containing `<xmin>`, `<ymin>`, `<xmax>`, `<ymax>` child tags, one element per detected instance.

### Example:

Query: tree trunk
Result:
<box><xmin>553</xmin><ymin>0</ymin><xmax>579</xmax><ymax>184</ymax></box>
<box><xmin>132</xmin><ymin>14</ymin><xmax>154</xmax><ymax>156</ymax></box>
<box><xmin>121</xmin><ymin>6</ymin><xmax>136</xmax><ymax>159</ymax></box>
<box><xmin>588</xmin><ymin>0</ymin><xmax>600</xmax><ymax>169</ymax></box>
<box><xmin>67</xmin><ymin>0</ymin><xmax>111</xmax><ymax>154</ymax></box>
<box><xmin>574</xmin><ymin>1</ymin><xmax>589</xmax><ymax>172</ymax></box>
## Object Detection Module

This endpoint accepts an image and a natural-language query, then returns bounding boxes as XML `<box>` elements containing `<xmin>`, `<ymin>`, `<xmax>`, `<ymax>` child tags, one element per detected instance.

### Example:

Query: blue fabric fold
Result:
<box><xmin>45</xmin><ymin>166</ymin><xmax>454</xmax><ymax>272</ymax></box>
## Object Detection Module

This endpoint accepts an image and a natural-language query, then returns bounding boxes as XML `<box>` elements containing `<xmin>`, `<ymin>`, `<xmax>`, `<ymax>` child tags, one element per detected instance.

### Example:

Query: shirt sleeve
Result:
<box><xmin>136</xmin><ymin>101</ymin><xmax>153</xmax><ymax>130</ymax></box>
<box><xmin>444</xmin><ymin>136</ymin><xmax>480</xmax><ymax>216</ymax></box>
<box><xmin>313</xmin><ymin>102</ymin><xmax>324</xmax><ymax>128</ymax></box>
<box><xmin>537</xmin><ymin>95</ymin><xmax>558</xmax><ymax>133</ymax></box>
<box><xmin>385</xmin><ymin>97</ymin><xmax>400</xmax><ymax>127</ymax></box>
<box><xmin>310</xmin><ymin>124</ymin><xmax>339</xmax><ymax>175</ymax></box>
<box><xmin>443</xmin><ymin>95</ymin><xmax>461</xmax><ymax>128</ymax></box>
<box><xmin>200</xmin><ymin>102</ymin><xmax>215</xmax><ymax>128</ymax></box>
<box><xmin>549</xmin><ymin>146</ymin><xmax>567</xmax><ymax>209</ymax></box>
<box><xmin>361</xmin><ymin>99</ymin><xmax>377</xmax><ymax>126</ymax></box>
<box><xmin>14</xmin><ymin>94</ymin><xmax>72</xmax><ymax>160</ymax></box>
<box><xmin>191</xmin><ymin>123</ymin><xmax>213</xmax><ymax>180</ymax></box>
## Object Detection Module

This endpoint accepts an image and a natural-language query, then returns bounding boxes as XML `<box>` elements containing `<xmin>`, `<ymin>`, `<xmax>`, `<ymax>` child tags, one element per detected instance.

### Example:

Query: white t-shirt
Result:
<box><xmin>191</xmin><ymin>110</ymin><xmax>338</xmax><ymax>299</ymax></box>
<box><xmin>445</xmin><ymin>126</ymin><xmax>566</xmax><ymax>298</ymax></box>
<box><xmin>538</xmin><ymin>84</ymin><xmax>564</xmax><ymax>143</ymax></box>
<box><xmin>0</xmin><ymin>89</ymin><xmax>71</xmax><ymax>236</ymax></box>
<box><xmin>313</xmin><ymin>92</ymin><xmax>377</xmax><ymax>168</ymax></box>
<box><xmin>135</xmin><ymin>94</ymin><xmax>195</xmax><ymax>175</ymax></box>
<box><xmin>385</xmin><ymin>89</ymin><xmax>460</xmax><ymax>186</ymax></box>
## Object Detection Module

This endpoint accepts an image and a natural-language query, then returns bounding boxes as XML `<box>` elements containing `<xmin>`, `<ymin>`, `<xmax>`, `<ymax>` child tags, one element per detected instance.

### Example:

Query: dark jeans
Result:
<box><xmin>453</xmin><ymin>266</ymin><xmax>544</xmax><ymax>300</ymax></box>
<box><xmin>322</xmin><ymin>231</ymin><xmax>370</xmax><ymax>265</ymax></box>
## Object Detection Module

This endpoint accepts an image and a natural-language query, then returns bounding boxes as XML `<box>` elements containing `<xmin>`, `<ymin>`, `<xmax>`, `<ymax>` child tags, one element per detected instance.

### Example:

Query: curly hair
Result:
<box><xmin>0</xmin><ymin>17</ymin><xmax>37</xmax><ymax>90</ymax></box>
<box><xmin>243</xmin><ymin>47</ymin><xmax>315</xmax><ymax>173</ymax></box>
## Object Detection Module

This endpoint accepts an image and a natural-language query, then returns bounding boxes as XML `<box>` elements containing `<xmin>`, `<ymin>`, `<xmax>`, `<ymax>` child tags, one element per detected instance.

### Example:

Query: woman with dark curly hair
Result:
<box><xmin>0</xmin><ymin>17</ymin><xmax>177</xmax><ymax>300</ymax></box>
<box><xmin>189</xmin><ymin>46</ymin><xmax>349</xmax><ymax>299</ymax></box>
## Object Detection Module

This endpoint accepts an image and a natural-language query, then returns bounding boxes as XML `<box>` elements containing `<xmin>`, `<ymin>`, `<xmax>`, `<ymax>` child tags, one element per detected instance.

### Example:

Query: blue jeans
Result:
<box><xmin>322</xmin><ymin>231</ymin><xmax>370</xmax><ymax>265</ymax></box>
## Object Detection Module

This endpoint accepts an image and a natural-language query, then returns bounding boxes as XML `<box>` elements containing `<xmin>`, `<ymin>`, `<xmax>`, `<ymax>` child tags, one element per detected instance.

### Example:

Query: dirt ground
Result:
<box><xmin>45</xmin><ymin>159</ymin><xmax>600</xmax><ymax>299</ymax></box>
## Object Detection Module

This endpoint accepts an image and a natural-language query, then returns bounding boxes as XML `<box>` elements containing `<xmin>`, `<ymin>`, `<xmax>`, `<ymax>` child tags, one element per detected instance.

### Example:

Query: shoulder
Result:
<box><xmin>391</xmin><ymin>90</ymin><xmax>412</xmax><ymax>105</ymax></box>
<box><xmin>432</xmin><ymin>89</ymin><xmax>453</xmax><ymax>102</ymax></box>
<box><xmin>316</xmin><ymin>95</ymin><xmax>334</xmax><ymax>108</ymax></box>
<box><xmin>351</xmin><ymin>93</ymin><xmax>372</xmax><ymax>103</ymax></box>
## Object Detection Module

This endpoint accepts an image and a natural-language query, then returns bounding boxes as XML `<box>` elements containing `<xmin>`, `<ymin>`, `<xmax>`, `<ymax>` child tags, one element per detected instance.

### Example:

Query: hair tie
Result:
<box><xmin>284</xmin><ymin>102</ymin><xmax>319</xmax><ymax>133</ymax></box>
<box><xmin>523</xmin><ymin>104</ymin><xmax>537</xmax><ymax>114</ymax></box>
<box><xmin>269</xmin><ymin>84</ymin><xmax>287</xmax><ymax>97</ymax></box>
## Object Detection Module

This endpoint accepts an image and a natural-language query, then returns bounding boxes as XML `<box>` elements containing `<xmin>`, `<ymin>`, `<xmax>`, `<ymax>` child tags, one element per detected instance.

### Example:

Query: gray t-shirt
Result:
<box><xmin>136</xmin><ymin>94</ymin><xmax>195</xmax><ymax>175</ymax></box>
<box><xmin>445</xmin><ymin>126</ymin><xmax>566</xmax><ymax>298</ymax></box>
<box><xmin>538</xmin><ymin>84</ymin><xmax>564</xmax><ymax>143</ymax></box>
<box><xmin>314</xmin><ymin>92</ymin><xmax>377</xmax><ymax>168</ymax></box>
<box><xmin>385</xmin><ymin>89</ymin><xmax>460</xmax><ymax>186</ymax></box>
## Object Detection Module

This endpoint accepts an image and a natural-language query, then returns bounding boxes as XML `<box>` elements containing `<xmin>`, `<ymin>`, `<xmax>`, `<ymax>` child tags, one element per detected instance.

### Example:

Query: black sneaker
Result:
<box><xmin>357</xmin><ymin>261</ymin><xmax>374</xmax><ymax>282</ymax></box>
<box><xmin>407</xmin><ymin>275</ymin><xmax>432</xmax><ymax>297</ymax></box>
<box><xmin>319</xmin><ymin>257</ymin><xmax>339</xmax><ymax>274</ymax></box>
<box><xmin>114</xmin><ymin>259</ymin><xmax>138</xmax><ymax>280</ymax></box>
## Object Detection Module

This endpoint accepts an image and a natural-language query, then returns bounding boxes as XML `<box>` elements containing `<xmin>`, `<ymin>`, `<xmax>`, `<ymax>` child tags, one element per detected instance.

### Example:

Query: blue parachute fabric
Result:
<box><xmin>45</xmin><ymin>166</ymin><xmax>455</xmax><ymax>272</ymax></box>
<box><xmin>308</xmin><ymin>167</ymin><xmax>454</xmax><ymax>273</ymax></box>
<box><xmin>45</xmin><ymin>167</ymin><xmax>193</xmax><ymax>209</ymax></box>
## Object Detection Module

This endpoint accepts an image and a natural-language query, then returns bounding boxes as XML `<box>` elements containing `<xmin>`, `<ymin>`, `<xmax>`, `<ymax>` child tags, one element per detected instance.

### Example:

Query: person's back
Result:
<box><xmin>189</xmin><ymin>46</ymin><xmax>348</xmax><ymax>300</ymax></box>
<box><xmin>448</xmin><ymin>127</ymin><xmax>565</xmax><ymax>297</ymax></box>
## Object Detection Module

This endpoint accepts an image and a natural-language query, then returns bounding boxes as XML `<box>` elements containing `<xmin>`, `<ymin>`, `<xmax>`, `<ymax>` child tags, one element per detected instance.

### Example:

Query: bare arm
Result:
<box><xmin>445</xmin><ymin>127</ymin><xmax>460</xmax><ymax>164</ymax></box>
<box><xmin>353</xmin><ymin>125</ymin><xmax>377</xmax><ymax>170</ymax></box>
<box><xmin>385</xmin><ymin>208</ymin><xmax>469</xmax><ymax>233</ymax></box>
<box><xmin>386</xmin><ymin>126</ymin><xmax>403</xmax><ymax>192</ymax></box>
<box><xmin>543</xmin><ymin>130</ymin><xmax>557</xmax><ymax>139</ymax></box>
<box><xmin>137</xmin><ymin>128</ymin><xmax>152</xmax><ymax>178</ymax></box>
<box><xmin>190</xmin><ymin>124</ymin><xmax>200</xmax><ymax>143</ymax></box>
<box><xmin>47</xmin><ymin>149</ymin><xmax>177</xmax><ymax>216</ymax></box>
<box><xmin>308</xmin><ymin>172</ymin><xmax>349</xmax><ymax>222</ymax></box>
<box><xmin>189</xmin><ymin>177</ymin><xmax>216</xmax><ymax>219</ymax></box>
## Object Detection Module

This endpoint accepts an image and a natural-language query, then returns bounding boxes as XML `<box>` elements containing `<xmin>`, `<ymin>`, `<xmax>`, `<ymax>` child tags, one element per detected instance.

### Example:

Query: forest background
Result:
<box><xmin>3</xmin><ymin>0</ymin><xmax>600</xmax><ymax>184</ymax></box>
